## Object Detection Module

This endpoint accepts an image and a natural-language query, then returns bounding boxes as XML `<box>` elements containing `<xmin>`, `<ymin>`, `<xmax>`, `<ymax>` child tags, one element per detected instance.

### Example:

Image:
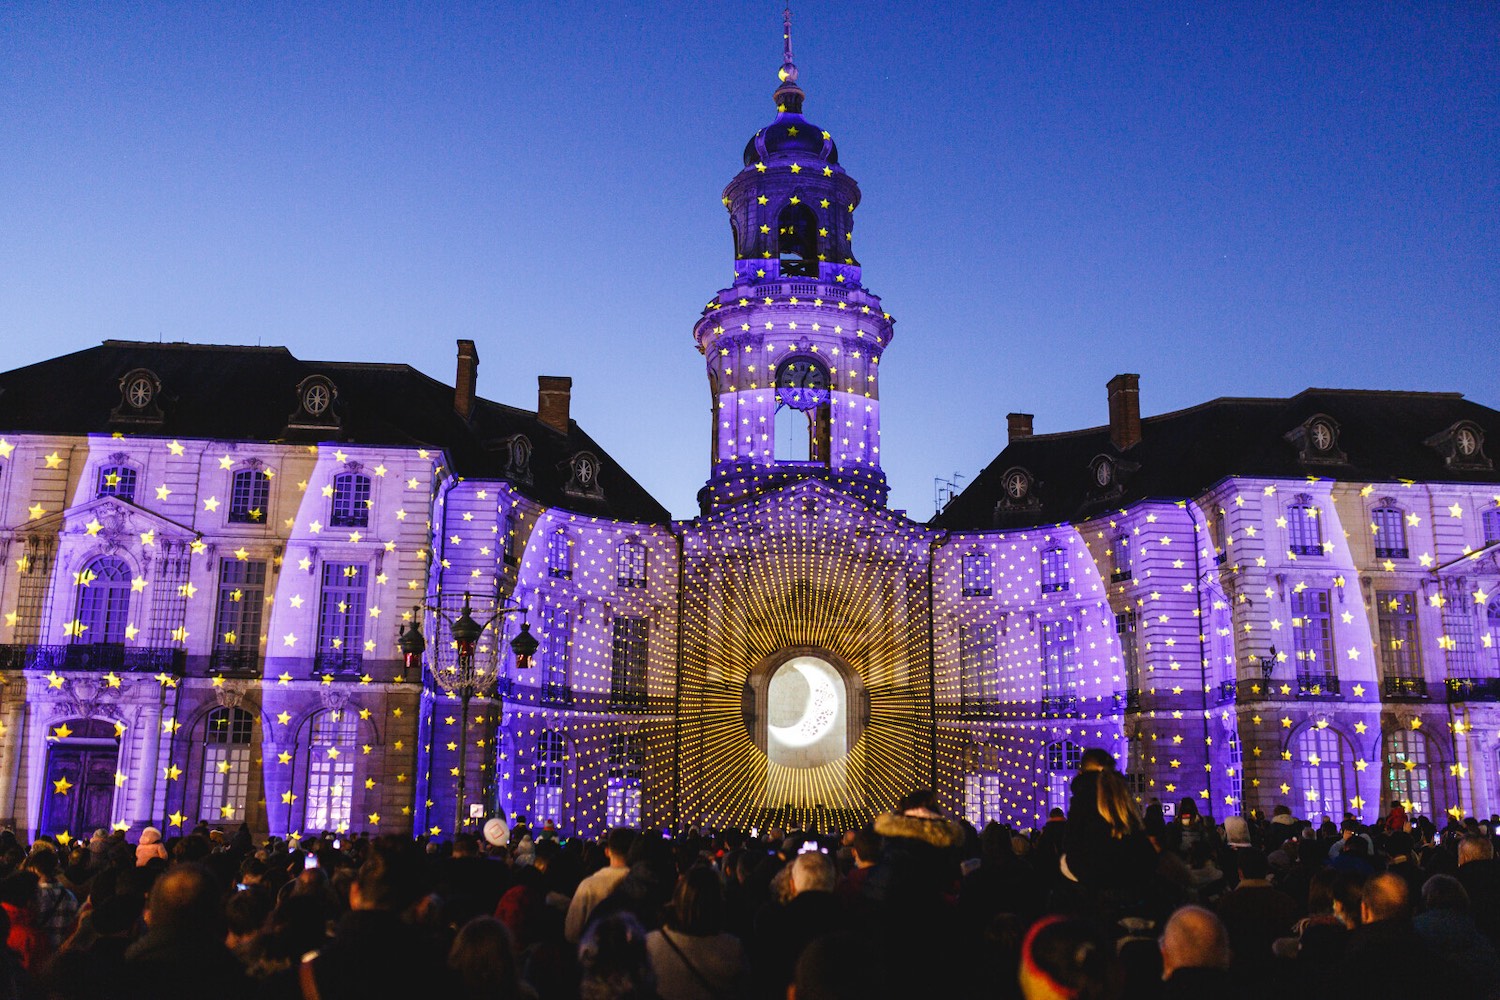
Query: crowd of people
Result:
<box><xmin>0</xmin><ymin>748</ymin><xmax>1497</xmax><ymax>999</ymax></box>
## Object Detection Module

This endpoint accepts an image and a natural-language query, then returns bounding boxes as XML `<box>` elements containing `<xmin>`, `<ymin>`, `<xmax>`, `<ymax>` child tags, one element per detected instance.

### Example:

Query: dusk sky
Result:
<box><xmin>3</xmin><ymin>2</ymin><xmax>1496</xmax><ymax>519</ymax></box>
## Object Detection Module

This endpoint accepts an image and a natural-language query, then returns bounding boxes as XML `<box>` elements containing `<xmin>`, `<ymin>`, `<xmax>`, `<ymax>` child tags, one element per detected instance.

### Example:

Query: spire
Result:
<box><xmin>774</xmin><ymin>4</ymin><xmax>805</xmax><ymax>114</ymax></box>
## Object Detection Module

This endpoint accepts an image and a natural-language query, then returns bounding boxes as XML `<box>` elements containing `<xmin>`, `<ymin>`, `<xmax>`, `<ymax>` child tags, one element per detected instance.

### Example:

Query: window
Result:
<box><xmin>1226</xmin><ymin>736</ymin><xmax>1244</xmax><ymax>811</ymax></box>
<box><xmin>1111</xmin><ymin>534</ymin><xmax>1132</xmax><ymax>581</ymax></box>
<box><xmin>329</xmin><ymin>473</ymin><xmax>370</xmax><ymax>528</ymax></box>
<box><xmin>610</xmin><ymin>617</ymin><xmax>648</xmax><ymax>705</ymax></box>
<box><xmin>1385</xmin><ymin>730</ymin><xmax>1432</xmax><ymax>815</ymax></box>
<box><xmin>961</xmin><ymin>553</ymin><xmax>992</xmax><ymax>597</ymax></box>
<box><xmin>1377</xmin><ymin>592</ymin><xmax>1421</xmax><ymax>689</ymax></box>
<box><xmin>304</xmin><ymin>711</ymin><xmax>356</xmax><ymax>833</ymax></box>
<box><xmin>228</xmin><ymin>469</ymin><xmax>270</xmax><ymax>523</ymax></box>
<box><xmin>74</xmin><ymin>556</ymin><xmax>132</xmax><ymax>644</ymax></box>
<box><xmin>1115</xmin><ymin>611</ymin><xmax>1141</xmax><ymax>693</ymax></box>
<box><xmin>1209</xmin><ymin>509</ymin><xmax>1228</xmax><ymax>565</ymax></box>
<box><xmin>1295</xmin><ymin>727</ymin><xmax>1346</xmax><ymax>820</ymax></box>
<box><xmin>1040</xmin><ymin>547</ymin><xmax>1069</xmax><ymax>593</ymax></box>
<box><xmin>1290</xmin><ymin>589</ymin><xmax>1335</xmax><ymax>687</ymax></box>
<box><xmin>777</xmin><ymin>201</ymin><xmax>819</xmax><ymax>275</ymax></box>
<box><xmin>212</xmin><ymin>559</ymin><xmax>266</xmax><ymax>672</ymax></box>
<box><xmin>96</xmin><ymin>465</ymin><xmax>137</xmax><ymax>502</ymax></box>
<box><xmin>606</xmin><ymin>733</ymin><xmax>643</xmax><ymax>828</ymax></box>
<box><xmin>533</xmin><ymin>731</ymin><xmax>566</xmax><ymax>825</ymax></box>
<box><xmin>316</xmin><ymin>563</ymin><xmax>367</xmax><ymax>672</ymax></box>
<box><xmin>1042</xmin><ymin>619</ymin><xmax>1078</xmax><ymax>711</ymax></box>
<box><xmin>616</xmin><ymin>541</ymin><xmax>647</xmax><ymax>589</ymax></box>
<box><xmin>1484</xmin><ymin>507</ymin><xmax>1500</xmax><ymax>547</ymax></box>
<box><xmin>199</xmin><ymin>707</ymin><xmax>253</xmax><ymax>823</ymax></box>
<box><xmin>1044</xmin><ymin>741</ymin><xmax>1083</xmax><ymax>814</ymax></box>
<box><xmin>958</xmin><ymin>624</ymin><xmax>998</xmax><ymax>706</ymax></box>
<box><xmin>1442</xmin><ymin>602</ymin><xmax>1479</xmax><ymax>678</ymax></box>
<box><xmin>1124</xmin><ymin>735</ymin><xmax>1149</xmax><ymax>799</ymax></box>
<box><xmin>1286</xmin><ymin>499</ymin><xmax>1323</xmax><ymax>556</ymax></box>
<box><xmin>503</xmin><ymin>511</ymin><xmax>520</xmax><ymax>565</ymax></box>
<box><xmin>1371</xmin><ymin>504</ymin><xmax>1408</xmax><ymax>559</ymax></box>
<box><xmin>541</xmin><ymin>605</ymin><xmax>570</xmax><ymax>697</ymax></box>
<box><xmin>547</xmin><ymin>531</ymin><xmax>571</xmax><ymax>579</ymax></box>
<box><xmin>964</xmin><ymin>773</ymin><xmax>1003</xmax><ymax>829</ymax></box>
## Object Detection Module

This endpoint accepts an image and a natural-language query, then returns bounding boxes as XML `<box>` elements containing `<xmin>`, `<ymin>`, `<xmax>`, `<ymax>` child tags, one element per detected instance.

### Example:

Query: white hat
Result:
<box><xmin>483</xmin><ymin>817</ymin><xmax>510</xmax><ymax>848</ymax></box>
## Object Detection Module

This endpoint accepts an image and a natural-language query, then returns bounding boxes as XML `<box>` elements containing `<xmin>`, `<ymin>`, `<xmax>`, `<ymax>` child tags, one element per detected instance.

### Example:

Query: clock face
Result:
<box><xmin>125</xmin><ymin>376</ymin><xmax>154</xmax><ymax>409</ymax></box>
<box><xmin>1457</xmin><ymin>428</ymin><xmax>1478</xmax><ymax>456</ymax></box>
<box><xmin>303</xmin><ymin>383</ymin><xmax>331</xmax><ymax>416</ymax></box>
<box><xmin>1003</xmin><ymin>470</ymin><xmax>1029</xmax><ymax>500</ymax></box>
<box><xmin>775</xmin><ymin>357</ymin><xmax>829</xmax><ymax>411</ymax></box>
<box><xmin>1095</xmin><ymin>460</ymin><xmax>1112</xmax><ymax>487</ymax></box>
<box><xmin>1310</xmin><ymin>421</ymin><xmax>1333</xmax><ymax>451</ymax></box>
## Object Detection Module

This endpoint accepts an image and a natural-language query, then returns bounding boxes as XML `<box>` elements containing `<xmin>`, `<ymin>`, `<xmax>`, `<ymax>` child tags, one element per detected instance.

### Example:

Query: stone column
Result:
<box><xmin>0</xmin><ymin>701</ymin><xmax>28</xmax><ymax>828</ymax></box>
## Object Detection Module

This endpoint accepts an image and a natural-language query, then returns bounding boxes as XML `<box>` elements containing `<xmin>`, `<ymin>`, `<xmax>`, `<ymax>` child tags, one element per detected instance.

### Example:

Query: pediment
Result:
<box><xmin>22</xmin><ymin>495</ymin><xmax>200</xmax><ymax>546</ymax></box>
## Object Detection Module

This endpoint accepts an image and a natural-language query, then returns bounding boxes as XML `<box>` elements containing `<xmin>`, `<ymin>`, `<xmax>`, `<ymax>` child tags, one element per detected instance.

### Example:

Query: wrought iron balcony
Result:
<box><xmin>1041</xmin><ymin>695</ymin><xmax>1081</xmax><ymax>717</ymax></box>
<box><xmin>957</xmin><ymin>695</ymin><xmax>1007</xmax><ymax>717</ymax></box>
<box><xmin>208</xmin><ymin>647</ymin><xmax>260</xmax><ymax>676</ymax></box>
<box><xmin>1446</xmin><ymin>677</ymin><xmax>1500</xmax><ymax>702</ymax></box>
<box><xmin>0</xmin><ymin>643</ymin><xmax>185</xmax><ymax>674</ymax></box>
<box><xmin>607</xmin><ymin>688</ymin><xmax>648</xmax><ymax>710</ymax></box>
<box><xmin>540</xmin><ymin>682</ymin><xmax>575</xmax><ymax>708</ymax></box>
<box><xmin>1125</xmin><ymin>688</ymin><xmax>1143</xmax><ymax>712</ymax></box>
<box><xmin>1217</xmin><ymin>680</ymin><xmax>1238</xmax><ymax>703</ymax></box>
<box><xmin>1295</xmin><ymin>674</ymin><xmax>1341</xmax><ymax>698</ymax></box>
<box><xmin>1382</xmin><ymin>675</ymin><xmax>1428</xmax><ymax>701</ymax></box>
<box><xmin>313</xmin><ymin>650</ymin><xmax>365</xmax><ymax>675</ymax></box>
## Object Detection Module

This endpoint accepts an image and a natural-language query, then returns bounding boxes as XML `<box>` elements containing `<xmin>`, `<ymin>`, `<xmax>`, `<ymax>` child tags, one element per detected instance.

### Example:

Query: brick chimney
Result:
<box><xmin>1107</xmin><ymin>373</ymin><xmax>1142</xmax><ymax>451</ymax></box>
<box><xmin>454</xmin><ymin>340</ymin><xmax>479</xmax><ymax>420</ymax></box>
<box><xmin>1006</xmin><ymin>412</ymin><xmax>1034</xmax><ymax>443</ymax></box>
<box><xmin>537</xmin><ymin>375</ymin><xmax>573</xmax><ymax>434</ymax></box>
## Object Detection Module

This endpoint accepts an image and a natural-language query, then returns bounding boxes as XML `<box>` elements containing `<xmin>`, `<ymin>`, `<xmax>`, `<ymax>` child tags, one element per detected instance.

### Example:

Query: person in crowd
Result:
<box><xmin>646</xmin><ymin>865</ymin><xmax>747</xmax><ymax>1000</ymax></box>
<box><xmin>25</xmin><ymin>850</ymin><xmax>77</xmax><ymax>953</ymax></box>
<box><xmin>1213</xmin><ymin>848</ymin><xmax>1298</xmax><ymax>986</ymax></box>
<box><xmin>133</xmin><ymin>829</ymin><xmax>167</xmax><ymax>868</ymax></box>
<box><xmin>753</xmin><ymin>849</ymin><xmax>840</xmax><ymax>999</ymax></box>
<box><xmin>1018</xmin><ymin>915</ymin><xmax>1108</xmax><ymax>1000</ymax></box>
<box><xmin>122</xmin><ymin>862</ymin><xmax>248</xmax><ymax>998</ymax></box>
<box><xmin>1457</xmin><ymin>832</ymin><xmax>1500</xmax><ymax>949</ymax></box>
<box><xmin>578</xmin><ymin>911</ymin><xmax>656</xmax><ymax>1000</ymax></box>
<box><xmin>1336</xmin><ymin>871</ymin><xmax>1454</xmax><ymax>993</ymax></box>
<box><xmin>566</xmin><ymin>828</ymin><xmax>636</xmax><ymax>944</ymax></box>
<box><xmin>448</xmin><ymin>916</ymin><xmax>532</xmax><ymax>999</ymax></box>
<box><xmin>789</xmin><ymin>932</ymin><xmax>891</xmax><ymax>1000</ymax></box>
<box><xmin>1412</xmin><ymin>874</ymin><xmax>1500</xmax><ymax>997</ymax></box>
<box><xmin>1157</xmin><ymin>905</ymin><xmax>1237</xmax><ymax>998</ymax></box>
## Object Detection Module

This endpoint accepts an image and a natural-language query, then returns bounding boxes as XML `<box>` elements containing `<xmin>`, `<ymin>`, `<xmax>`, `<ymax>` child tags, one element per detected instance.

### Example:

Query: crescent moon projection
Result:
<box><xmin>768</xmin><ymin>657</ymin><xmax>840</xmax><ymax>749</ymax></box>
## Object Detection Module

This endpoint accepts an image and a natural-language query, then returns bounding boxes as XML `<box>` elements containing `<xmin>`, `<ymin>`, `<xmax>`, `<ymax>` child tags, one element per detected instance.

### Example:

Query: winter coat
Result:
<box><xmin>134</xmin><ymin>828</ymin><xmax>168</xmax><ymax>867</ymax></box>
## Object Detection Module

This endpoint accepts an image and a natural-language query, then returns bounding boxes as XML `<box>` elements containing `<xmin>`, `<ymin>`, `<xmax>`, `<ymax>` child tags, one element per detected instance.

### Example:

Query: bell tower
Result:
<box><xmin>693</xmin><ymin>7</ymin><xmax>896</xmax><ymax>512</ymax></box>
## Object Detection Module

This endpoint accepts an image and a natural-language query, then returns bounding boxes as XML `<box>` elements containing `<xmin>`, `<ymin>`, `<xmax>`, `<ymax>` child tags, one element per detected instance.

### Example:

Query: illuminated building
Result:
<box><xmin>0</xmin><ymin>15</ymin><xmax>1497</xmax><ymax>841</ymax></box>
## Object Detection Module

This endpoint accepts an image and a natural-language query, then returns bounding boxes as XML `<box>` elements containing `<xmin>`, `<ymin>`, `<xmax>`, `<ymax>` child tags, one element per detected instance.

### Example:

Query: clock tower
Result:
<box><xmin>693</xmin><ymin>8</ymin><xmax>895</xmax><ymax>512</ymax></box>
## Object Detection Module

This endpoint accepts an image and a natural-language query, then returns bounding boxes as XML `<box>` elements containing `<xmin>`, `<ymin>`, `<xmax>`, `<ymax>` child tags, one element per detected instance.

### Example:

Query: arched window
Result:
<box><xmin>1371</xmin><ymin>503</ymin><xmax>1408</xmax><ymax>559</ymax></box>
<box><xmin>1385</xmin><ymin>729</ymin><xmax>1432</xmax><ymax>816</ymax></box>
<box><xmin>1041</xmin><ymin>547</ymin><xmax>1069</xmax><ymax>592</ymax></box>
<box><xmin>1044</xmin><ymin>741</ymin><xmax>1083</xmax><ymax>814</ymax></box>
<box><xmin>74</xmin><ymin>556</ymin><xmax>132</xmax><ymax>644</ymax></box>
<box><xmin>1294</xmin><ymin>726</ymin><xmax>1347</xmax><ymax>821</ymax></box>
<box><xmin>304</xmin><ymin>710</ymin><xmax>356</xmax><ymax>833</ymax></box>
<box><xmin>329</xmin><ymin>473</ymin><xmax>370</xmax><ymax>528</ymax></box>
<box><xmin>777</xmin><ymin>202</ymin><xmax>820</xmax><ymax>273</ymax></box>
<box><xmin>1286</xmin><ymin>497</ymin><xmax>1323</xmax><ymax>556</ymax></box>
<box><xmin>606</xmin><ymin>732</ymin><xmax>643</xmax><ymax>828</ymax></box>
<box><xmin>533</xmin><ymin>731</ymin><xmax>566</xmax><ymax>826</ymax></box>
<box><xmin>547</xmin><ymin>530</ymin><xmax>571</xmax><ymax>579</ymax></box>
<box><xmin>775</xmin><ymin>405</ymin><xmax>813</xmax><ymax>462</ymax></box>
<box><xmin>96</xmin><ymin>465</ymin><xmax>137</xmax><ymax>502</ymax></box>
<box><xmin>229</xmin><ymin>468</ymin><xmax>270</xmax><ymax>523</ymax></box>
<box><xmin>199</xmin><ymin>707</ymin><xmax>253</xmax><ymax>823</ymax></box>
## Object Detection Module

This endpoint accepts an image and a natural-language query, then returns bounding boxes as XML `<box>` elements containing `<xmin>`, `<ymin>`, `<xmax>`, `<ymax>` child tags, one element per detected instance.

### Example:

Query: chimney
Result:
<box><xmin>537</xmin><ymin>375</ymin><xmax>573</xmax><ymax>434</ymax></box>
<box><xmin>454</xmin><ymin>340</ymin><xmax>479</xmax><ymax>420</ymax></box>
<box><xmin>1006</xmin><ymin>412</ymin><xmax>1034</xmax><ymax>443</ymax></box>
<box><xmin>1107</xmin><ymin>373</ymin><xmax>1142</xmax><ymax>451</ymax></box>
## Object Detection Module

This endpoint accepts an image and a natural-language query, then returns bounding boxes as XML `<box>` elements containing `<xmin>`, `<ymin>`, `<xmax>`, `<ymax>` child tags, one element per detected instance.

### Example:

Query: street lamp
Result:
<box><xmin>1250</xmin><ymin>643</ymin><xmax>1279</xmax><ymax>682</ymax></box>
<box><xmin>396</xmin><ymin>592</ymin><xmax>538</xmax><ymax>837</ymax></box>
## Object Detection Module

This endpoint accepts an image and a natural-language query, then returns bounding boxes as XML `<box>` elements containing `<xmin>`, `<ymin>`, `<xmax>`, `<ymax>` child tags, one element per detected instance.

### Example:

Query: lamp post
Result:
<box><xmin>397</xmin><ymin>592</ymin><xmax>538</xmax><ymax>837</ymax></box>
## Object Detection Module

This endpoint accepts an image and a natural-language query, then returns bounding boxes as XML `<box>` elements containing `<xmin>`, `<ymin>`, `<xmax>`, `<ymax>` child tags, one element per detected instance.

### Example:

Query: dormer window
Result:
<box><xmin>1424</xmin><ymin>420</ymin><xmax>1492</xmax><ymax>471</ymax></box>
<box><xmin>1286</xmin><ymin>414</ymin><xmax>1347</xmax><ymax>465</ymax></box>
<box><xmin>110</xmin><ymin>368</ymin><xmax>164</xmax><ymax>427</ymax></box>
<box><xmin>287</xmin><ymin>374</ymin><xmax>341</xmax><ymax>432</ymax></box>
<box><xmin>563</xmin><ymin>451</ymin><xmax>604</xmax><ymax>500</ymax></box>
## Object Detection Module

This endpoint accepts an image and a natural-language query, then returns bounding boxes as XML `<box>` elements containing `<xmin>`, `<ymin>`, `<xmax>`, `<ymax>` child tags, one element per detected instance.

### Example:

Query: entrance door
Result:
<box><xmin>39</xmin><ymin>725</ymin><xmax>120</xmax><ymax>837</ymax></box>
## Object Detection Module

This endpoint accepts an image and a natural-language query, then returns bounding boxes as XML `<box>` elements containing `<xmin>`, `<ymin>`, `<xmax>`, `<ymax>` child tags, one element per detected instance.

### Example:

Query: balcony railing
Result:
<box><xmin>540</xmin><ymin>682</ymin><xmax>575</xmax><ymax>708</ymax></box>
<box><xmin>314</xmin><ymin>650</ymin><xmax>365</xmax><ymax>675</ymax></box>
<box><xmin>1217</xmin><ymin>680</ymin><xmax>1238</xmax><ymax>703</ymax></box>
<box><xmin>1382</xmin><ymin>676</ymin><xmax>1428</xmax><ymax>700</ymax></box>
<box><xmin>1446</xmin><ymin>677</ymin><xmax>1500</xmax><ymax>702</ymax></box>
<box><xmin>0</xmin><ymin>643</ymin><xmax>185</xmax><ymax>674</ymax></box>
<box><xmin>209</xmin><ymin>647</ymin><xmax>260</xmax><ymax>676</ymax></box>
<box><xmin>1296</xmin><ymin>674</ymin><xmax>1341</xmax><ymax>698</ymax></box>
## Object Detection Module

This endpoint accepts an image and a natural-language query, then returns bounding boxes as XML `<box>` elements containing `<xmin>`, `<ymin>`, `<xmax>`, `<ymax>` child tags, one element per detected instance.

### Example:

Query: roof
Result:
<box><xmin>932</xmin><ymin>388</ymin><xmax>1500</xmax><ymax>530</ymax></box>
<box><xmin>0</xmin><ymin>341</ymin><xmax>671</xmax><ymax>524</ymax></box>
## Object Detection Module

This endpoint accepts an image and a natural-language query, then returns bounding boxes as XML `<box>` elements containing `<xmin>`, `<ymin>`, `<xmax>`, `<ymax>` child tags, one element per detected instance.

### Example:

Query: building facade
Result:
<box><xmin>0</xmin><ymin>26</ymin><xmax>1497</xmax><ymax>842</ymax></box>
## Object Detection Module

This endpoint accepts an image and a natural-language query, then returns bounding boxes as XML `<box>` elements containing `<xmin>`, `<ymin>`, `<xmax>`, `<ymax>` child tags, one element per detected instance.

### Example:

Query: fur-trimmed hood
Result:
<box><xmin>874</xmin><ymin>811</ymin><xmax>966</xmax><ymax>849</ymax></box>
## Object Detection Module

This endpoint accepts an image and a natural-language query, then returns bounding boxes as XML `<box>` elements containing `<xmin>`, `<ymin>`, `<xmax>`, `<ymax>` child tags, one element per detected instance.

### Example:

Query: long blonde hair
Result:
<box><xmin>1096</xmin><ymin>768</ymin><xmax>1144</xmax><ymax>839</ymax></box>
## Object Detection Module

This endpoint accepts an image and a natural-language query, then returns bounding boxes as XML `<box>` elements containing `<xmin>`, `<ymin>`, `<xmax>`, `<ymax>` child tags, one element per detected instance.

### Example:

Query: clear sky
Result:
<box><xmin>2</xmin><ymin>2</ymin><xmax>1496</xmax><ymax>519</ymax></box>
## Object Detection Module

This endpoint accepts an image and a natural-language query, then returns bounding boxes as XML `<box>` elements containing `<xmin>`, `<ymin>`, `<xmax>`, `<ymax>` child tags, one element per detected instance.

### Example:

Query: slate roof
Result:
<box><xmin>0</xmin><ymin>341</ymin><xmax>670</xmax><ymax>524</ymax></box>
<box><xmin>933</xmin><ymin>389</ymin><xmax>1500</xmax><ymax>530</ymax></box>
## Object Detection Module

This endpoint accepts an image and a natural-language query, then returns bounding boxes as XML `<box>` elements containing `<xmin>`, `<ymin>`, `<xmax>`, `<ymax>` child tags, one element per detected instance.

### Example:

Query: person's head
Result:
<box><xmin>1458</xmin><ymin>834</ymin><xmax>1494</xmax><ymax>866</ymax></box>
<box><xmin>224</xmin><ymin>886</ymin><xmax>272</xmax><ymax>950</ymax></box>
<box><xmin>144</xmin><ymin>863</ymin><xmax>223</xmax><ymax>936</ymax></box>
<box><xmin>1235</xmin><ymin>849</ymin><xmax>1268</xmax><ymax>882</ymax></box>
<box><xmin>1158</xmin><ymin>906</ymin><xmax>1230</xmax><ymax>980</ymax></box>
<box><xmin>1390</xmin><ymin>800</ymin><xmax>1403</xmax><ymax>812</ymax></box>
<box><xmin>350</xmin><ymin>841</ymin><xmax>426</xmax><ymax>913</ymax></box>
<box><xmin>1019</xmin><ymin>916</ymin><xmax>1108</xmax><ymax>1000</ymax></box>
<box><xmin>26</xmin><ymin>849</ymin><xmax>58</xmax><ymax>882</ymax></box>
<box><xmin>605</xmin><ymin>827</ymin><xmax>637</xmax><ymax>866</ymax></box>
<box><xmin>1360</xmin><ymin>872</ymin><xmax>1410</xmax><ymax>925</ymax></box>
<box><xmin>1178</xmin><ymin>798</ymin><xmax>1198</xmax><ymax>819</ymax></box>
<box><xmin>1385</xmin><ymin>830</ymin><xmax>1414</xmax><ymax>861</ymax></box>
<box><xmin>791</xmin><ymin>931</ymin><xmax>889</xmax><ymax>1000</ymax></box>
<box><xmin>1078</xmin><ymin>747</ymin><xmax>1114</xmax><ymax>773</ymax></box>
<box><xmin>790</xmin><ymin>851</ymin><xmax>836</xmax><ymax>896</ymax></box>
<box><xmin>668</xmin><ymin>866</ymin><xmax>726</xmax><ymax>936</ymax></box>
<box><xmin>849</xmin><ymin>829</ymin><xmax>881</xmax><ymax>867</ymax></box>
<box><xmin>1095</xmin><ymin>769</ymin><xmax>1143</xmax><ymax>839</ymax></box>
<box><xmin>577</xmin><ymin>912</ymin><xmax>653</xmax><ymax>1000</ymax></box>
<box><xmin>1421</xmin><ymin>874</ymin><xmax>1469</xmax><ymax>914</ymax></box>
<box><xmin>1222</xmin><ymin>815</ymin><xmax>1251</xmax><ymax>848</ymax></box>
<box><xmin>452</xmin><ymin>833</ymin><xmax>479</xmax><ymax>858</ymax></box>
<box><xmin>1330</xmin><ymin>872</ymin><xmax>1365</xmax><ymax>927</ymax></box>
<box><xmin>1340</xmin><ymin>818</ymin><xmax>1361</xmax><ymax>839</ymax></box>
<box><xmin>449</xmin><ymin>917</ymin><xmax>522</xmax><ymax>998</ymax></box>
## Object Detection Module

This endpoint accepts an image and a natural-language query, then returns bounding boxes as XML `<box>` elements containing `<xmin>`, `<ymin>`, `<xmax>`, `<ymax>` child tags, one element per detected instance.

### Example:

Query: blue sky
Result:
<box><xmin>2</xmin><ymin>1</ymin><xmax>1496</xmax><ymax>518</ymax></box>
